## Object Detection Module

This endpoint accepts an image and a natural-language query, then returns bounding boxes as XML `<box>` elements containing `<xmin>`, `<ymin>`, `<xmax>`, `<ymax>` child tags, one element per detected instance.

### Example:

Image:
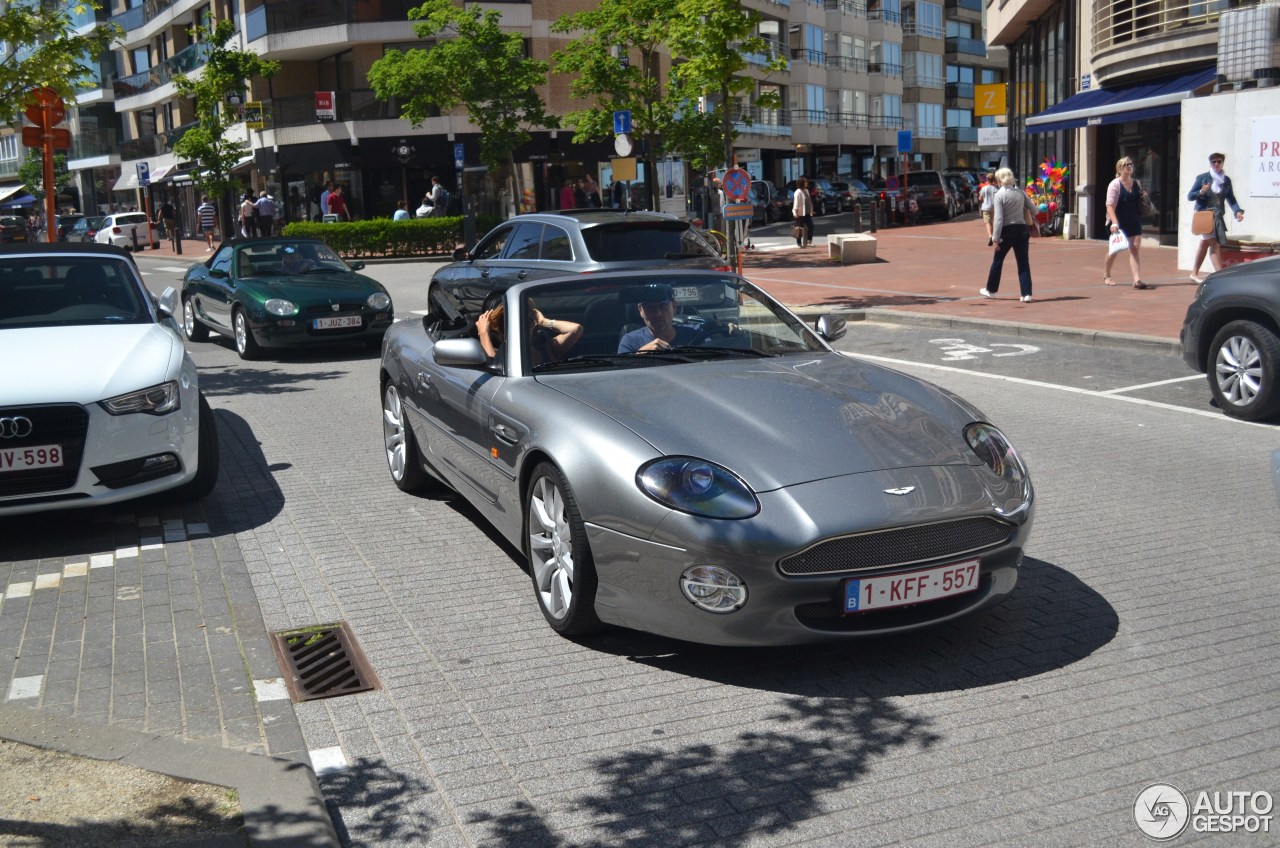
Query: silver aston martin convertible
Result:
<box><xmin>379</xmin><ymin>269</ymin><xmax>1034</xmax><ymax>646</ymax></box>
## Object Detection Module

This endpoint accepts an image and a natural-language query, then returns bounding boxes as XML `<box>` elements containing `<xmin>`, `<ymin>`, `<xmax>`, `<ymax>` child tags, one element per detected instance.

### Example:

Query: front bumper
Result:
<box><xmin>250</xmin><ymin>311</ymin><xmax>394</xmax><ymax>349</ymax></box>
<box><xmin>1180</xmin><ymin>298</ymin><xmax>1206</xmax><ymax>371</ymax></box>
<box><xmin>586</xmin><ymin>464</ymin><xmax>1033</xmax><ymax>646</ymax></box>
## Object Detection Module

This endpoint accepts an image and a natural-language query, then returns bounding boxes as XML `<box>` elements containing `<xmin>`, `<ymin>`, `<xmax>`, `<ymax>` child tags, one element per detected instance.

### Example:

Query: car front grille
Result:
<box><xmin>778</xmin><ymin>517</ymin><xmax>1014</xmax><ymax>577</ymax></box>
<box><xmin>0</xmin><ymin>404</ymin><xmax>89</xmax><ymax>498</ymax></box>
<box><xmin>303</xmin><ymin>303</ymin><xmax>364</xmax><ymax>315</ymax></box>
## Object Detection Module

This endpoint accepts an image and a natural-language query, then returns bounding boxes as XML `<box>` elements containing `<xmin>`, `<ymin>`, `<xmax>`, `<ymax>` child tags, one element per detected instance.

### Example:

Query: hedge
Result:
<box><xmin>281</xmin><ymin>214</ymin><xmax>504</xmax><ymax>259</ymax></box>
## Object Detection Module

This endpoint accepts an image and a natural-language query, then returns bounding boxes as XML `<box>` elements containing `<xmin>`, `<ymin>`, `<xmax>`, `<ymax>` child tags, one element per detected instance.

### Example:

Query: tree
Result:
<box><xmin>18</xmin><ymin>149</ymin><xmax>70</xmax><ymax>202</ymax></box>
<box><xmin>368</xmin><ymin>0</ymin><xmax>554</xmax><ymax>210</ymax></box>
<box><xmin>667</xmin><ymin>0</ymin><xmax>785</xmax><ymax>171</ymax></box>
<box><xmin>172</xmin><ymin>20</ymin><xmax>278</xmax><ymax>234</ymax></box>
<box><xmin>551</xmin><ymin>0</ymin><xmax>679</xmax><ymax>212</ymax></box>
<box><xmin>0</xmin><ymin>1</ymin><xmax>119</xmax><ymax>127</ymax></box>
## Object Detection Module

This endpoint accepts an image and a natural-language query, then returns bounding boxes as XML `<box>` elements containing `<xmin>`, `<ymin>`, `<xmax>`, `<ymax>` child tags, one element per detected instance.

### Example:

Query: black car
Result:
<box><xmin>55</xmin><ymin>214</ymin><xmax>85</xmax><ymax>241</ymax></box>
<box><xmin>0</xmin><ymin>216</ymin><xmax>29</xmax><ymax>243</ymax></box>
<box><xmin>67</xmin><ymin>215</ymin><xmax>107</xmax><ymax>243</ymax></box>
<box><xmin>830</xmin><ymin>180</ymin><xmax>875</xmax><ymax>213</ymax></box>
<box><xmin>898</xmin><ymin>171</ymin><xmax>956</xmax><ymax>220</ymax></box>
<box><xmin>430</xmin><ymin>210</ymin><xmax>727</xmax><ymax>313</ymax></box>
<box><xmin>1180</xmin><ymin>254</ymin><xmax>1280</xmax><ymax>421</ymax></box>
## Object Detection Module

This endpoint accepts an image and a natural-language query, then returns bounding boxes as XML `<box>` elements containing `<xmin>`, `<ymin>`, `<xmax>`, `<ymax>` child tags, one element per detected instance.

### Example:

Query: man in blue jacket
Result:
<box><xmin>1187</xmin><ymin>152</ymin><xmax>1245</xmax><ymax>283</ymax></box>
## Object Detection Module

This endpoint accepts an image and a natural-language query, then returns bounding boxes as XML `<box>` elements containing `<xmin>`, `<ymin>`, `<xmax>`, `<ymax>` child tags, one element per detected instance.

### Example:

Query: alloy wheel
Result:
<box><xmin>1215</xmin><ymin>333</ymin><xmax>1263</xmax><ymax>407</ymax></box>
<box><xmin>527</xmin><ymin>475</ymin><xmax>574</xmax><ymax>621</ymax></box>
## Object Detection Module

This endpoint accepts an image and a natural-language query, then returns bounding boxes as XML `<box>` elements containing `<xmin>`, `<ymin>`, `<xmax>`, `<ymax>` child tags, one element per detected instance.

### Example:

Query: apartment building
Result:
<box><xmin>54</xmin><ymin>0</ymin><xmax>1005</xmax><ymax>229</ymax></box>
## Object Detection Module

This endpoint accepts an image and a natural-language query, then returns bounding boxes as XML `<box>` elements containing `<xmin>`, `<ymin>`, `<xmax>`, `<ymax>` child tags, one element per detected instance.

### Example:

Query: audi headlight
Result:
<box><xmin>100</xmin><ymin>381</ymin><xmax>180</xmax><ymax>416</ymax></box>
<box><xmin>637</xmin><ymin>457</ymin><xmax>759</xmax><ymax>519</ymax></box>
<box><xmin>265</xmin><ymin>298</ymin><xmax>298</xmax><ymax>317</ymax></box>
<box><xmin>964</xmin><ymin>422</ymin><xmax>1027</xmax><ymax>483</ymax></box>
<box><xmin>367</xmin><ymin>292</ymin><xmax>392</xmax><ymax>310</ymax></box>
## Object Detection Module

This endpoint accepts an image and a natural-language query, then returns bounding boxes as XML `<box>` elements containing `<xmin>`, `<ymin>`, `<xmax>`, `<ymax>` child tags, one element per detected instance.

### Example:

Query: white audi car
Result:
<box><xmin>0</xmin><ymin>243</ymin><xmax>217</xmax><ymax>515</ymax></box>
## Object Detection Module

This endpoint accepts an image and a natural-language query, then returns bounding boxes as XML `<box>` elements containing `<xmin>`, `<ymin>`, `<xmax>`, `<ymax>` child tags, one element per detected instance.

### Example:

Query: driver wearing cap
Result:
<box><xmin>280</xmin><ymin>245</ymin><xmax>316</xmax><ymax>274</ymax></box>
<box><xmin>618</xmin><ymin>284</ymin><xmax>708</xmax><ymax>354</ymax></box>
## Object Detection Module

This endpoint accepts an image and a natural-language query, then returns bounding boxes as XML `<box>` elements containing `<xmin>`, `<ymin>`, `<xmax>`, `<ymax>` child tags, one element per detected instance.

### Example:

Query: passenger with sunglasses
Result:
<box><xmin>1187</xmin><ymin>152</ymin><xmax>1245</xmax><ymax>283</ymax></box>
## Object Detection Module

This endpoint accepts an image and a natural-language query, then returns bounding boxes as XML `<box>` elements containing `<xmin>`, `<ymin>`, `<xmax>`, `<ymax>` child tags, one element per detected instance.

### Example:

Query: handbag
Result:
<box><xmin>1136</xmin><ymin>182</ymin><xmax>1156</xmax><ymax>217</ymax></box>
<box><xmin>1108</xmin><ymin>230</ymin><xmax>1130</xmax><ymax>255</ymax></box>
<box><xmin>1191</xmin><ymin>209</ymin><xmax>1215</xmax><ymax>235</ymax></box>
<box><xmin>792</xmin><ymin>224</ymin><xmax>805</xmax><ymax>241</ymax></box>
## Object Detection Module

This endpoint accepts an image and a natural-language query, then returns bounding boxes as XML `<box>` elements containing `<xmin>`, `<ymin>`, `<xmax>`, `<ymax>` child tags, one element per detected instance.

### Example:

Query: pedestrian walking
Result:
<box><xmin>559</xmin><ymin>181</ymin><xmax>576</xmax><ymax>210</ymax></box>
<box><xmin>239</xmin><ymin>192</ymin><xmax>256</xmax><ymax>238</ymax></box>
<box><xmin>979</xmin><ymin>172</ymin><xmax>999</xmax><ymax>245</ymax></box>
<box><xmin>326</xmin><ymin>185</ymin><xmax>350</xmax><ymax>221</ymax></box>
<box><xmin>428</xmin><ymin>177</ymin><xmax>448</xmax><ymax>217</ymax></box>
<box><xmin>319</xmin><ymin>182</ymin><xmax>334</xmax><ymax>221</ymax></box>
<box><xmin>1187</xmin><ymin>151</ymin><xmax>1245</xmax><ymax>283</ymax></box>
<box><xmin>196</xmin><ymin>196</ymin><xmax>217</xmax><ymax>250</ymax></box>
<box><xmin>254</xmin><ymin>191</ymin><xmax>277</xmax><ymax>236</ymax></box>
<box><xmin>1103</xmin><ymin>156</ymin><xmax>1152</xmax><ymax>289</ymax></box>
<box><xmin>792</xmin><ymin>177</ymin><xmax>814</xmax><ymax>247</ymax></box>
<box><xmin>583</xmin><ymin>173</ymin><xmax>602</xmax><ymax>208</ymax></box>
<box><xmin>981</xmin><ymin>167</ymin><xmax>1038</xmax><ymax>303</ymax></box>
<box><xmin>156</xmin><ymin>197</ymin><xmax>176</xmax><ymax>240</ymax></box>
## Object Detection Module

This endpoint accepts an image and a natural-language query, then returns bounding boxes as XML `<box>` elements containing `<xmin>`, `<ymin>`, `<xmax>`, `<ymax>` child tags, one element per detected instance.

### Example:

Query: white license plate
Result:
<box><xmin>844</xmin><ymin>559</ymin><xmax>980</xmax><ymax>613</ymax></box>
<box><xmin>672</xmin><ymin>286</ymin><xmax>700</xmax><ymax>301</ymax></box>
<box><xmin>0</xmin><ymin>444</ymin><xmax>64</xmax><ymax>473</ymax></box>
<box><xmin>313</xmin><ymin>315</ymin><xmax>362</xmax><ymax>330</ymax></box>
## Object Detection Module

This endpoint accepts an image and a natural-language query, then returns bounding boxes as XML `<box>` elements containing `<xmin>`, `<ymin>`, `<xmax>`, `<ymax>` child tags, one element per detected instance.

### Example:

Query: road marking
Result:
<box><xmin>929</xmin><ymin>338</ymin><xmax>1039</xmax><ymax>361</ymax></box>
<box><xmin>309</xmin><ymin>746</ymin><xmax>349</xmax><ymax>775</ymax></box>
<box><xmin>844</xmin><ymin>351</ymin><xmax>1276</xmax><ymax>428</ymax></box>
<box><xmin>152</xmin><ymin>266</ymin><xmax>190</xmax><ymax>273</ymax></box>
<box><xmin>253</xmin><ymin>678</ymin><xmax>290</xmax><ymax>702</ymax></box>
<box><xmin>1100</xmin><ymin>374</ymin><xmax>1203</xmax><ymax>394</ymax></box>
<box><xmin>7</xmin><ymin>675</ymin><xmax>42</xmax><ymax>700</ymax></box>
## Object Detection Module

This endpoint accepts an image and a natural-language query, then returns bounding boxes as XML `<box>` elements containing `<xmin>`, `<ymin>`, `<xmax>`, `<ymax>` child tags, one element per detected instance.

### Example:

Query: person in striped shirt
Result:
<box><xmin>196</xmin><ymin>196</ymin><xmax>217</xmax><ymax>250</ymax></box>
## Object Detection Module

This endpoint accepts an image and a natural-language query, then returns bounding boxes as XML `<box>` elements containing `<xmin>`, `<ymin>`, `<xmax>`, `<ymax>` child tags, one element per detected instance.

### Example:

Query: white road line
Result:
<box><xmin>1099</xmin><ymin>374</ymin><xmax>1203</xmax><ymax>394</ymax></box>
<box><xmin>845</xmin><ymin>351</ymin><xmax>1275</xmax><ymax>428</ymax></box>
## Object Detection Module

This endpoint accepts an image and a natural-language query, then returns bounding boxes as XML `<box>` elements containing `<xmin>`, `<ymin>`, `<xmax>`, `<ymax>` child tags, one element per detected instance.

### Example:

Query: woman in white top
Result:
<box><xmin>981</xmin><ymin>168</ymin><xmax>1037</xmax><ymax>303</ymax></box>
<box><xmin>792</xmin><ymin>177</ymin><xmax>814</xmax><ymax>247</ymax></box>
<box><xmin>979</xmin><ymin>173</ymin><xmax>999</xmax><ymax>245</ymax></box>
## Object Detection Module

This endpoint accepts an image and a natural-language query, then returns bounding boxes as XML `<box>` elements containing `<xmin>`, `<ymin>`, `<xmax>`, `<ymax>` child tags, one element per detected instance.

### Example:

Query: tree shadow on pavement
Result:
<box><xmin>320</xmin><ymin>756</ymin><xmax>438</xmax><ymax>845</ymax></box>
<box><xmin>197</xmin><ymin>363</ymin><xmax>349</xmax><ymax>397</ymax></box>
<box><xmin>464</xmin><ymin>557</ymin><xmax>1117</xmax><ymax>848</ymax></box>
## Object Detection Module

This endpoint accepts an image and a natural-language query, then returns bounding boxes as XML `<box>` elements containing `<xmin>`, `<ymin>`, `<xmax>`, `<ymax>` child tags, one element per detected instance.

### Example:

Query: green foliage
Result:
<box><xmin>282</xmin><ymin>215</ymin><xmax>504</xmax><ymax>258</ymax></box>
<box><xmin>17</xmin><ymin>149</ymin><xmax>70</xmax><ymax>201</ymax></box>
<box><xmin>172</xmin><ymin>21</ymin><xmax>279</xmax><ymax>204</ymax></box>
<box><xmin>0</xmin><ymin>2</ymin><xmax>120</xmax><ymax>127</ymax></box>
<box><xmin>368</xmin><ymin>0</ymin><xmax>554</xmax><ymax>177</ymax></box>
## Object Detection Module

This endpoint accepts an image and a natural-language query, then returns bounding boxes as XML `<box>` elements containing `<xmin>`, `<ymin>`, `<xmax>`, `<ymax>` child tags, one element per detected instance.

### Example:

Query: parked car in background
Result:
<box><xmin>429</xmin><ymin>209</ymin><xmax>727</xmax><ymax>313</ymax></box>
<box><xmin>55</xmin><ymin>214</ymin><xmax>84</xmax><ymax>241</ymax></box>
<box><xmin>380</xmin><ymin>269</ymin><xmax>1034</xmax><ymax>644</ymax></box>
<box><xmin>0</xmin><ymin>242</ymin><xmax>218</xmax><ymax>515</ymax></box>
<box><xmin>750</xmin><ymin>180</ymin><xmax>778</xmax><ymax>224</ymax></box>
<box><xmin>0</xmin><ymin>216</ymin><xmax>30</xmax><ymax>244</ymax></box>
<box><xmin>830</xmin><ymin>179</ymin><xmax>875</xmax><ymax>213</ymax></box>
<box><xmin>180</xmin><ymin>237</ymin><xmax>394</xmax><ymax>360</ymax></box>
<box><xmin>945</xmin><ymin>174</ymin><xmax>973</xmax><ymax>214</ymax></box>
<box><xmin>67</xmin><ymin>215</ymin><xmax>107</xmax><ymax>243</ymax></box>
<box><xmin>897</xmin><ymin>170</ymin><xmax>957</xmax><ymax>221</ymax></box>
<box><xmin>1180</xmin><ymin>254</ymin><xmax>1280</xmax><ymax>421</ymax></box>
<box><xmin>783</xmin><ymin>179</ymin><xmax>837</xmax><ymax>216</ymax></box>
<box><xmin>94</xmin><ymin>212</ymin><xmax>160</xmax><ymax>250</ymax></box>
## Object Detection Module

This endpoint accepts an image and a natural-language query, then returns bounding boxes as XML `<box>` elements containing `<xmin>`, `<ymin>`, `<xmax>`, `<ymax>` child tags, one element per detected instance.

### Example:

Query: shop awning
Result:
<box><xmin>1026</xmin><ymin>67</ymin><xmax>1216</xmax><ymax>133</ymax></box>
<box><xmin>148</xmin><ymin>165</ymin><xmax>174</xmax><ymax>183</ymax></box>
<box><xmin>0</xmin><ymin>184</ymin><xmax>26</xmax><ymax>204</ymax></box>
<box><xmin>111</xmin><ymin>171</ymin><xmax>139</xmax><ymax>192</ymax></box>
<box><xmin>2</xmin><ymin>194</ymin><xmax>35</xmax><ymax>207</ymax></box>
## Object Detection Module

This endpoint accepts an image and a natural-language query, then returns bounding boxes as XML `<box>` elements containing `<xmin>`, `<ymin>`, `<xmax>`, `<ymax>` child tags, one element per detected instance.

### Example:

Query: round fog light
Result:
<box><xmin>680</xmin><ymin>565</ymin><xmax>747</xmax><ymax>613</ymax></box>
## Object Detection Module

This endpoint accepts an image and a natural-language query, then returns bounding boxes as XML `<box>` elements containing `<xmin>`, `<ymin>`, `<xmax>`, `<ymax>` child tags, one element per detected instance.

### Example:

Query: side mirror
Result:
<box><xmin>815</xmin><ymin>314</ymin><xmax>847</xmax><ymax>342</ymax></box>
<box><xmin>349</xmin><ymin>261</ymin><xmax>366</xmax><ymax>271</ymax></box>
<box><xmin>157</xmin><ymin>286</ymin><xmax>180</xmax><ymax>318</ymax></box>
<box><xmin>433</xmin><ymin>337</ymin><xmax>490</xmax><ymax>367</ymax></box>
<box><xmin>451</xmin><ymin>247</ymin><xmax>469</xmax><ymax>261</ymax></box>
<box><xmin>209</xmin><ymin>268</ymin><xmax>229</xmax><ymax>279</ymax></box>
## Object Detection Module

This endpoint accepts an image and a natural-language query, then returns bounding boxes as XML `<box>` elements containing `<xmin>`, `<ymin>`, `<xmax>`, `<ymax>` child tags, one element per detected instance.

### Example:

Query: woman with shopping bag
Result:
<box><xmin>1102</xmin><ymin>156</ymin><xmax>1152</xmax><ymax>289</ymax></box>
<box><xmin>1187</xmin><ymin>152</ymin><xmax>1245</xmax><ymax>283</ymax></box>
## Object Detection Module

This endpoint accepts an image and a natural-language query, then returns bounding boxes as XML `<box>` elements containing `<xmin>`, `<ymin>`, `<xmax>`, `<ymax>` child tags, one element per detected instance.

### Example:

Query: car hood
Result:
<box><xmin>0</xmin><ymin>324</ymin><xmax>182</xmax><ymax>404</ymax></box>
<box><xmin>243</xmin><ymin>273</ymin><xmax>383</xmax><ymax>301</ymax></box>
<box><xmin>540</xmin><ymin>353</ymin><xmax>979</xmax><ymax>491</ymax></box>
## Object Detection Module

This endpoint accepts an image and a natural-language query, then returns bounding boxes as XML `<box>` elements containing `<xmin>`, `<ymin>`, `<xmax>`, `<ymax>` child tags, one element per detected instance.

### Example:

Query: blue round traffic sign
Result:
<box><xmin>722</xmin><ymin>168</ymin><xmax>751</xmax><ymax>202</ymax></box>
<box><xmin>885</xmin><ymin>175</ymin><xmax>899</xmax><ymax>191</ymax></box>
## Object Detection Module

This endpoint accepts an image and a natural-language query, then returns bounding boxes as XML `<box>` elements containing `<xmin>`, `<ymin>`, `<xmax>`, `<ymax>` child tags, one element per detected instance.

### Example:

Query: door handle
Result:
<box><xmin>417</xmin><ymin>371</ymin><xmax>430</xmax><ymax>387</ymax></box>
<box><xmin>490</xmin><ymin>423</ymin><xmax>518</xmax><ymax>444</ymax></box>
<box><xmin>516</xmin><ymin>270</ymin><xmax>528</xmax><ymax>280</ymax></box>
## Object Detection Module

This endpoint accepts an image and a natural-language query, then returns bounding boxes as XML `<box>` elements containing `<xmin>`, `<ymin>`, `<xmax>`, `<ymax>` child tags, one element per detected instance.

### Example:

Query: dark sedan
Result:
<box><xmin>0</xmin><ymin>216</ymin><xmax>29</xmax><ymax>244</ymax></box>
<box><xmin>1181</xmin><ymin>254</ymin><xmax>1280</xmax><ymax>420</ymax></box>
<box><xmin>180</xmin><ymin>237</ymin><xmax>393</xmax><ymax>360</ymax></box>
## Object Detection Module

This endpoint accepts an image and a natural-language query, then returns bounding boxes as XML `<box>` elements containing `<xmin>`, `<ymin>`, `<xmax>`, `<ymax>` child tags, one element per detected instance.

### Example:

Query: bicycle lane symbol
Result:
<box><xmin>928</xmin><ymin>338</ymin><xmax>1040</xmax><ymax>361</ymax></box>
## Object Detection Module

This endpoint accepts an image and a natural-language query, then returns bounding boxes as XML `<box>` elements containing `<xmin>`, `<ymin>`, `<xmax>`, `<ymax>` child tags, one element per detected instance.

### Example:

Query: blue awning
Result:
<box><xmin>2</xmin><ymin>193</ymin><xmax>35</xmax><ymax>207</ymax></box>
<box><xmin>1026</xmin><ymin>68</ymin><xmax>1216</xmax><ymax>133</ymax></box>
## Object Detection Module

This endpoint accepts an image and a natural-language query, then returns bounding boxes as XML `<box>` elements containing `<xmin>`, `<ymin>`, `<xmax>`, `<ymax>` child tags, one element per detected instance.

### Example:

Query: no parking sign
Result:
<box><xmin>722</xmin><ymin>168</ymin><xmax>750</xmax><ymax>202</ymax></box>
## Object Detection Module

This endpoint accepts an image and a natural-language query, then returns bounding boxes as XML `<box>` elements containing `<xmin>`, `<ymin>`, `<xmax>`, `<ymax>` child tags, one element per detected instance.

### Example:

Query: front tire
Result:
<box><xmin>1209</xmin><ymin>320</ymin><xmax>1280</xmax><ymax>420</ymax></box>
<box><xmin>233</xmin><ymin>307</ymin><xmax>262</xmax><ymax>361</ymax></box>
<box><xmin>175</xmin><ymin>393</ymin><xmax>219</xmax><ymax>501</ymax></box>
<box><xmin>382</xmin><ymin>381</ymin><xmax>428</xmax><ymax>492</ymax></box>
<box><xmin>524</xmin><ymin>462</ymin><xmax>601</xmax><ymax>636</ymax></box>
<box><xmin>183</xmin><ymin>296</ymin><xmax>210</xmax><ymax>342</ymax></box>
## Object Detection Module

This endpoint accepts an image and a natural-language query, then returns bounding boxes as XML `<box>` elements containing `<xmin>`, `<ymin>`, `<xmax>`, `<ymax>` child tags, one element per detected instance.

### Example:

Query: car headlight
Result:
<box><xmin>637</xmin><ymin>456</ymin><xmax>759</xmax><ymax>519</ymax></box>
<box><xmin>964</xmin><ymin>422</ymin><xmax>1027</xmax><ymax>483</ymax></box>
<box><xmin>367</xmin><ymin>292</ymin><xmax>392</xmax><ymax>310</ymax></box>
<box><xmin>265</xmin><ymin>298</ymin><xmax>298</xmax><ymax>317</ymax></box>
<box><xmin>100</xmin><ymin>381</ymin><xmax>181</xmax><ymax>416</ymax></box>
<box><xmin>680</xmin><ymin>565</ymin><xmax>747</xmax><ymax>613</ymax></box>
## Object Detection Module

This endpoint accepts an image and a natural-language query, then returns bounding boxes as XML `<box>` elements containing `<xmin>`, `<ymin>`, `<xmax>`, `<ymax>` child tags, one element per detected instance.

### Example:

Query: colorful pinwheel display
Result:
<box><xmin>1025</xmin><ymin>157</ymin><xmax>1070</xmax><ymax>214</ymax></box>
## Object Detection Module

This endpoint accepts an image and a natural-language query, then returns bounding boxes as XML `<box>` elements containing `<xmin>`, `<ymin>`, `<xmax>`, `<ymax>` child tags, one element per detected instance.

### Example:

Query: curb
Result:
<box><xmin>0</xmin><ymin>704</ymin><xmax>340</xmax><ymax>848</ymax></box>
<box><xmin>792</xmin><ymin>306</ymin><xmax>1181</xmax><ymax>355</ymax></box>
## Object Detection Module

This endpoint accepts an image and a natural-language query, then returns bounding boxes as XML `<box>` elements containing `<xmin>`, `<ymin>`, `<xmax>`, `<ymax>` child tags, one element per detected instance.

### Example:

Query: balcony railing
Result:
<box><xmin>743</xmin><ymin>38</ymin><xmax>787</xmax><ymax>66</ymax></box>
<box><xmin>113</xmin><ymin>41</ymin><xmax>215</xmax><ymax>100</ymax></box>
<box><xmin>823</xmin><ymin>0</ymin><xmax>868</xmax><ymax>15</ymax></box>
<box><xmin>70</xmin><ymin>129</ymin><xmax>121</xmax><ymax>161</ymax></box>
<box><xmin>945</xmin><ymin>36</ymin><xmax>987</xmax><ymax>57</ymax></box>
<box><xmin>826</xmin><ymin>55</ymin><xmax>870</xmax><ymax>73</ymax></box>
<box><xmin>904</xmin><ymin>72</ymin><xmax>945</xmax><ymax>88</ymax></box>
<box><xmin>868</xmin><ymin>61</ymin><xmax>903</xmax><ymax>77</ymax></box>
<box><xmin>946</xmin><ymin>81</ymin><xmax>974</xmax><ymax>99</ymax></box>
<box><xmin>903</xmin><ymin>22</ymin><xmax>945</xmax><ymax>38</ymax></box>
<box><xmin>265</xmin><ymin>90</ymin><xmax>403</xmax><ymax>128</ymax></box>
<box><xmin>946</xmin><ymin>126</ymin><xmax>979</xmax><ymax>143</ymax></box>
<box><xmin>790</xmin><ymin>47</ymin><xmax>826</xmax><ymax>66</ymax></box>
<box><xmin>868</xmin><ymin>8</ymin><xmax>902</xmax><ymax>24</ymax></box>
<box><xmin>945</xmin><ymin>0</ymin><xmax>983</xmax><ymax>11</ymax></box>
<box><xmin>246</xmin><ymin>0</ymin><xmax>420</xmax><ymax>39</ymax></box>
<box><xmin>1092</xmin><ymin>0</ymin><xmax>1238</xmax><ymax>54</ymax></box>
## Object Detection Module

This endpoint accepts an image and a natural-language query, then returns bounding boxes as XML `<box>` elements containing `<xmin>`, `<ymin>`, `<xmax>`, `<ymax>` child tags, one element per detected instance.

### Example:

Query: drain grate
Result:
<box><xmin>269</xmin><ymin>622</ymin><xmax>380</xmax><ymax>703</ymax></box>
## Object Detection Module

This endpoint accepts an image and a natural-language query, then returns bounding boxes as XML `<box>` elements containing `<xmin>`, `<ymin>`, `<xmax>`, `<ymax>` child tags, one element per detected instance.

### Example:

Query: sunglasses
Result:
<box><xmin>1211</xmin><ymin>159</ymin><xmax>1224</xmax><ymax>164</ymax></box>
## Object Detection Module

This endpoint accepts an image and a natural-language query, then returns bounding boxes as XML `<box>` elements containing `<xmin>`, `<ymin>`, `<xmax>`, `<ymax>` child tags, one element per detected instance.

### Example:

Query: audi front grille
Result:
<box><xmin>0</xmin><ymin>404</ymin><xmax>89</xmax><ymax>498</ymax></box>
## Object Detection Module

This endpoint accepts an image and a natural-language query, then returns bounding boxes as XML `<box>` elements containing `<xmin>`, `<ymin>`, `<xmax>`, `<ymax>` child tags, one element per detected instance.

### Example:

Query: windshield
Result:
<box><xmin>0</xmin><ymin>257</ymin><xmax>152</xmax><ymax>328</ymax></box>
<box><xmin>514</xmin><ymin>273</ymin><xmax>828</xmax><ymax>375</ymax></box>
<box><xmin>236</xmin><ymin>241</ymin><xmax>349</xmax><ymax>277</ymax></box>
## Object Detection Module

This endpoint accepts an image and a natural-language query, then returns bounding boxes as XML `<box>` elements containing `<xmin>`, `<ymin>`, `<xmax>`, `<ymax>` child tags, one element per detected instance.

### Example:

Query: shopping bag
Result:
<box><xmin>1191</xmin><ymin>210</ymin><xmax>1214</xmax><ymax>235</ymax></box>
<box><xmin>1108</xmin><ymin>230</ymin><xmax>1129</xmax><ymax>255</ymax></box>
<box><xmin>792</xmin><ymin>224</ymin><xmax>804</xmax><ymax>241</ymax></box>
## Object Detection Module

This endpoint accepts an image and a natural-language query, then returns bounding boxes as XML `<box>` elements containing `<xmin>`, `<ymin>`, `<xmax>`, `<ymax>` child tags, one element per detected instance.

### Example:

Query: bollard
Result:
<box><xmin>130</xmin><ymin>226</ymin><xmax>139</xmax><ymax>251</ymax></box>
<box><xmin>853</xmin><ymin>203</ymin><xmax>862</xmax><ymax>233</ymax></box>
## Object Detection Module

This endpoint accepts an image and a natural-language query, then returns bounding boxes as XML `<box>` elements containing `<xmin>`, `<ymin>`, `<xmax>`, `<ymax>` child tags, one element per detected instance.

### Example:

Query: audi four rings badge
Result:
<box><xmin>0</xmin><ymin>417</ymin><xmax>34</xmax><ymax>438</ymax></box>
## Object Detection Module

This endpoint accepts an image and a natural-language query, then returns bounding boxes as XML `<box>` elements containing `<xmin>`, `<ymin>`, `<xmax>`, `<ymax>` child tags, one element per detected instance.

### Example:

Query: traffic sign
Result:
<box><xmin>885</xmin><ymin>175</ymin><xmax>899</xmax><ymax>191</ymax></box>
<box><xmin>22</xmin><ymin>127</ymin><xmax>71</xmax><ymax>149</ymax></box>
<box><xmin>897</xmin><ymin>130</ymin><xmax>913</xmax><ymax>153</ymax></box>
<box><xmin>722</xmin><ymin>203</ymin><xmax>754</xmax><ymax>220</ymax></box>
<box><xmin>722</xmin><ymin>168</ymin><xmax>751</xmax><ymax>202</ymax></box>
<box><xmin>137</xmin><ymin>162</ymin><xmax>150</xmax><ymax>187</ymax></box>
<box><xmin>614</xmin><ymin>133</ymin><xmax>632</xmax><ymax>157</ymax></box>
<box><xmin>453</xmin><ymin>142</ymin><xmax>464</xmax><ymax>169</ymax></box>
<box><xmin>613</xmin><ymin>110</ymin><xmax>632</xmax><ymax>135</ymax></box>
<box><xmin>24</xmin><ymin>87</ymin><xmax>65</xmax><ymax>128</ymax></box>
